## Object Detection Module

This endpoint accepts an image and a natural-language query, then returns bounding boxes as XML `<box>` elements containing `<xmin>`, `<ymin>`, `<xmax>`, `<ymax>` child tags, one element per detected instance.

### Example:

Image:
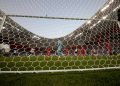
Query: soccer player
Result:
<box><xmin>74</xmin><ymin>48</ymin><xmax>78</xmax><ymax>56</ymax></box>
<box><xmin>106</xmin><ymin>42</ymin><xmax>112</xmax><ymax>55</ymax></box>
<box><xmin>81</xmin><ymin>47</ymin><xmax>86</xmax><ymax>56</ymax></box>
<box><xmin>47</xmin><ymin>48</ymin><xmax>51</xmax><ymax>56</ymax></box>
<box><xmin>29</xmin><ymin>48</ymin><xmax>35</xmax><ymax>56</ymax></box>
<box><xmin>65</xmin><ymin>48</ymin><xmax>69</xmax><ymax>56</ymax></box>
<box><xmin>13</xmin><ymin>48</ymin><xmax>17</xmax><ymax>56</ymax></box>
<box><xmin>0</xmin><ymin>43</ymin><xmax>10</xmax><ymax>56</ymax></box>
<box><xmin>57</xmin><ymin>40</ymin><xmax>63</xmax><ymax>56</ymax></box>
<box><xmin>77</xmin><ymin>48</ymin><xmax>81</xmax><ymax>56</ymax></box>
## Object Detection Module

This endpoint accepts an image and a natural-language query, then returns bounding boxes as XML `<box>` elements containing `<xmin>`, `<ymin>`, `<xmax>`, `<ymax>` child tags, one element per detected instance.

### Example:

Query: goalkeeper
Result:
<box><xmin>56</xmin><ymin>40</ymin><xmax>63</xmax><ymax>56</ymax></box>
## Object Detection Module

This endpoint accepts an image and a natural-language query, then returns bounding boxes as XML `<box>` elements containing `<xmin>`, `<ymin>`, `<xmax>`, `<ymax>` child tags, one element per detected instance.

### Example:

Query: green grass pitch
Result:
<box><xmin>0</xmin><ymin>55</ymin><xmax>120</xmax><ymax>71</ymax></box>
<box><xmin>0</xmin><ymin>55</ymin><xmax>120</xmax><ymax>86</ymax></box>
<box><xmin>0</xmin><ymin>69</ymin><xmax>120</xmax><ymax>86</ymax></box>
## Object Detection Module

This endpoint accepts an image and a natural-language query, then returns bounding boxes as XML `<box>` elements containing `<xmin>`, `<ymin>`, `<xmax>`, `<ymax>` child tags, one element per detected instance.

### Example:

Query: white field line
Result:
<box><xmin>0</xmin><ymin>67</ymin><xmax>120</xmax><ymax>74</ymax></box>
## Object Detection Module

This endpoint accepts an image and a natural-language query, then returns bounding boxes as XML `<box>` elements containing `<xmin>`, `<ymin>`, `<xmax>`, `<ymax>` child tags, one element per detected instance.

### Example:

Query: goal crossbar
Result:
<box><xmin>7</xmin><ymin>14</ymin><xmax>117</xmax><ymax>22</ymax></box>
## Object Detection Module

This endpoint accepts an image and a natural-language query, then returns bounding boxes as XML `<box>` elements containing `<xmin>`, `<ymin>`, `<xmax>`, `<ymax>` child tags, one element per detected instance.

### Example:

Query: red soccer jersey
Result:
<box><xmin>81</xmin><ymin>47</ymin><xmax>86</xmax><ymax>56</ymax></box>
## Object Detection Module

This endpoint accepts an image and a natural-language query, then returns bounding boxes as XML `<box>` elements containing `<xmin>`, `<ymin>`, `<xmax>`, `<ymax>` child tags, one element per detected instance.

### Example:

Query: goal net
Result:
<box><xmin>0</xmin><ymin>0</ymin><xmax>120</xmax><ymax>73</ymax></box>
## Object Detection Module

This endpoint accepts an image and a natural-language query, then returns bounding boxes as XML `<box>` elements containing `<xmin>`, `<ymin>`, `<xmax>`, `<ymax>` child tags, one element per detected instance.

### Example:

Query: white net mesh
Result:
<box><xmin>0</xmin><ymin>0</ymin><xmax>120</xmax><ymax>73</ymax></box>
